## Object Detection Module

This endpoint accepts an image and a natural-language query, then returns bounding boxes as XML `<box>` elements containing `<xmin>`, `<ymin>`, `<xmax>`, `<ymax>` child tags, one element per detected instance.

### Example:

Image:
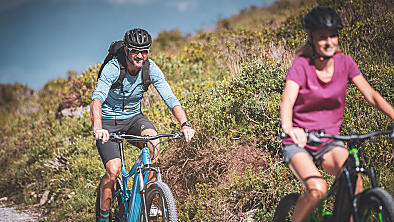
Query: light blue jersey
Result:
<box><xmin>91</xmin><ymin>58</ymin><xmax>181</xmax><ymax>120</ymax></box>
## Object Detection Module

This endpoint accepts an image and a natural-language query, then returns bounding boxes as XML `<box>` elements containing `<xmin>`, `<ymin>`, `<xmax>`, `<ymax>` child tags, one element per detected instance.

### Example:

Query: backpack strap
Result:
<box><xmin>110</xmin><ymin>52</ymin><xmax>127</xmax><ymax>90</ymax></box>
<box><xmin>97</xmin><ymin>41</ymin><xmax>127</xmax><ymax>91</ymax></box>
<box><xmin>141</xmin><ymin>59</ymin><xmax>151</xmax><ymax>92</ymax></box>
<box><xmin>97</xmin><ymin>40</ymin><xmax>151</xmax><ymax>92</ymax></box>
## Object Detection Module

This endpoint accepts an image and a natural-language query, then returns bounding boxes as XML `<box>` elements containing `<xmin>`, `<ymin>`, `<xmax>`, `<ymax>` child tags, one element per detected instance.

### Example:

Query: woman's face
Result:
<box><xmin>311</xmin><ymin>29</ymin><xmax>339</xmax><ymax>57</ymax></box>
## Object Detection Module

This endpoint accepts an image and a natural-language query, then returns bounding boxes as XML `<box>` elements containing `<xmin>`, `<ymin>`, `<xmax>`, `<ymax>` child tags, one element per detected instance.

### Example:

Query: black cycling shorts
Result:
<box><xmin>96</xmin><ymin>113</ymin><xmax>156</xmax><ymax>167</ymax></box>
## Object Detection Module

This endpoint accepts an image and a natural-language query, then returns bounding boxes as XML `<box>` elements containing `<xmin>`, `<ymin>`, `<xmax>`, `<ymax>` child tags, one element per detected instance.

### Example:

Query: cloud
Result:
<box><xmin>167</xmin><ymin>0</ymin><xmax>197</xmax><ymax>12</ymax></box>
<box><xmin>105</xmin><ymin>0</ymin><xmax>197</xmax><ymax>12</ymax></box>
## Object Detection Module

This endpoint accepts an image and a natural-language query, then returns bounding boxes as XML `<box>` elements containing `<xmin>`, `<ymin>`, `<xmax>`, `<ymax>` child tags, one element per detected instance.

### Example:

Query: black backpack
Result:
<box><xmin>97</xmin><ymin>41</ymin><xmax>151</xmax><ymax>93</ymax></box>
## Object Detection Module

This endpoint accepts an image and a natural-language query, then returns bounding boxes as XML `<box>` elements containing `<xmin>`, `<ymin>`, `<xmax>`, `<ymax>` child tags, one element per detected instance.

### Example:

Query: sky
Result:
<box><xmin>0</xmin><ymin>0</ymin><xmax>275</xmax><ymax>90</ymax></box>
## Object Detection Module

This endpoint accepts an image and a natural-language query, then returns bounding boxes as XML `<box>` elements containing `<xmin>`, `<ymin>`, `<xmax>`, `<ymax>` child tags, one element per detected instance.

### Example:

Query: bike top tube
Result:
<box><xmin>281</xmin><ymin>126</ymin><xmax>393</xmax><ymax>144</ymax></box>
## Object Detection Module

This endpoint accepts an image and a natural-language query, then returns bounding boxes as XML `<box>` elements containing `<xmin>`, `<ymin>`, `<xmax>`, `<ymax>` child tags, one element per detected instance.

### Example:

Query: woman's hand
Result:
<box><xmin>286</xmin><ymin>127</ymin><xmax>307</xmax><ymax>148</ymax></box>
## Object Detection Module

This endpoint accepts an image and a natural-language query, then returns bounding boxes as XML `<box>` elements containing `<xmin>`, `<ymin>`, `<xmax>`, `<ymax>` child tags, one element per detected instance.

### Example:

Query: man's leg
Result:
<box><xmin>100</xmin><ymin>158</ymin><xmax>122</xmax><ymax>210</ymax></box>
<box><xmin>126</xmin><ymin>114</ymin><xmax>159</xmax><ymax>182</ymax></box>
<box><xmin>141</xmin><ymin>128</ymin><xmax>160</xmax><ymax>182</ymax></box>
<box><xmin>96</xmin><ymin>133</ymin><xmax>123</xmax><ymax>221</ymax></box>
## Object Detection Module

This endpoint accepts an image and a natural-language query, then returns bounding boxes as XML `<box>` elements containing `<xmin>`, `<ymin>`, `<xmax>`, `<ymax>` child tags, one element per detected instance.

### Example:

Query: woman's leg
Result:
<box><xmin>321</xmin><ymin>146</ymin><xmax>363</xmax><ymax>193</ymax></box>
<box><xmin>321</xmin><ymin>146</ymin><xmax>363</xmax><ymax>222</ymax></box>
<box><xmin>289</xmin><ymin>152</ymin><xmax>327</xmax><ymax>222</ymax></box>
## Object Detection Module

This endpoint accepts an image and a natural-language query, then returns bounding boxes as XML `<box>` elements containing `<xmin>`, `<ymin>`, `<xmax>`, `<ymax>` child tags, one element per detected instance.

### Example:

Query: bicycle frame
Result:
<box><xmin>306</xmin><ymin>142</ymin><xmax>382</xmax><ymax>222</ymax></box>
<box><xmin>96</xmin><ymin>131</ymin><xmax>182</xmax><ymax>222</ymax></box>
<box><xmin>115</xmin><ymin>141</ymin><xmax>157</xmax><ymax>222</ymax></box>
<box><xmin>277</xmin><ymin>128</ymin><xmax>393</xmax><ymax>222</ymax></box>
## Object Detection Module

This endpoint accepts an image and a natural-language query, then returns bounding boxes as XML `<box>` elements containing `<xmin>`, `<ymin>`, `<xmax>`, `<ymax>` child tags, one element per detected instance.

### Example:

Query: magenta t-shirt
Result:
<box><xmin>283</xmin><ymin>53</ymin><xmax>361</xmax><ymax>151</ymax></box>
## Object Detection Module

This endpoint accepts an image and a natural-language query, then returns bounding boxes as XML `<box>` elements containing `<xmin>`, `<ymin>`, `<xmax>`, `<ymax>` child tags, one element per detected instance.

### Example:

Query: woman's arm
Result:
<box><xmin>351</xmin><ymin>75</ymin><xmax>394</xmax><ymax>120</ymax></box>
<box><xmin>280</xmin><ymin>80</ymin><xmax>307</xmax><ymax>147</ymax></box>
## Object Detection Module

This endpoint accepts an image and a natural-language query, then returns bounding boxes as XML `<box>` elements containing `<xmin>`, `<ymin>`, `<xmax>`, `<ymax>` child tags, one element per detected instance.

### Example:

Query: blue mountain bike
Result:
<box><xmin>95</xmin><ymin>131</ymin><xmax>183</xmax><ymax>222</ymax></box>
<box><xmin>273</xmin><ymin>127</ymin><xmax>394</xmax><ymax>222</ymax></box>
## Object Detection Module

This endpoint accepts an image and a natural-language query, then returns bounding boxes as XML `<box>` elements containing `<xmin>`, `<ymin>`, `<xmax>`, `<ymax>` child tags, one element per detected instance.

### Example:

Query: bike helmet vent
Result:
<box><xmin>124</xmin><ymin>28</ymin><xmax>152</xmax><ymax>49</ymax></box>
<box><xmin>303</xmin><ymin>7</ymin><xmax>343</xmax><ymax>31</ymax></box>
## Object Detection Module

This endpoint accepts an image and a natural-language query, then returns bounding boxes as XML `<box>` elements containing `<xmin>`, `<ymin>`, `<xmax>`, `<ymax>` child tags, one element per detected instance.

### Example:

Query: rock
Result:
<box><xmin>39</xmin><ymin>191</ymin><xmax>50</xmax><ymax>206</ymax></box>
<box><xmin>57</xmin><ymin>105</ymin><xmax>90</xmax><ymax>119</ymax></box>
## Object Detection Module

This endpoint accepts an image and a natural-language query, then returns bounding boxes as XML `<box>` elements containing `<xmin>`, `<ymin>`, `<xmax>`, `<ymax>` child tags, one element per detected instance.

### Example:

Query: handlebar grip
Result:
<box><xmin>388</xmin><ymin>125</ymin><xmax>394</xmax><ymax>138</ymax></box>
<box><xmin>171</xmin><ymin>131</ymin><xmax>184</xmax><ymax>139</ymax></box>
<box><xmin>280</xmin><ymin>132</ymin><xmax>289</xmax><ymax>139</ymax></box>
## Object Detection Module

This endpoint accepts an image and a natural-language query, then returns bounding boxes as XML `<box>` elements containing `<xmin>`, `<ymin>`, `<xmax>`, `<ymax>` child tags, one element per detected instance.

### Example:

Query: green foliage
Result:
<box><xmin>152</xmin><ymin>29</ymin><xmax>189</xmax><ymax>54</ymax></box>
<box><xmin>0</xmin><ymin>0</ymin><xmax>392</xmax><ymax>221</ymax></box>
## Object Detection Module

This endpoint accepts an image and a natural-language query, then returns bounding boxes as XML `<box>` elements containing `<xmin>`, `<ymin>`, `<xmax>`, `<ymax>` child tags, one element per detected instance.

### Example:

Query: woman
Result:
<box><xmin>280</xmin><ymin>6</ymin><xmax>394</xmax><ymax>221</ymax></box>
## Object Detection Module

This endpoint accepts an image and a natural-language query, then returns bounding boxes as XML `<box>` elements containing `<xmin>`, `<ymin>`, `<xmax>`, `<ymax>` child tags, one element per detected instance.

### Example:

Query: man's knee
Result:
<box><xmin>105</xmin><ymin>159</ymin><xmax>121</xmax><ymax>180</ymax></box>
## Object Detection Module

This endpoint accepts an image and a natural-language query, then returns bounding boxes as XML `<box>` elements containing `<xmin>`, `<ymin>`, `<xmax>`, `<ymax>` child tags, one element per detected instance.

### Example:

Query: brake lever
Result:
<box><xmin>171</xmin><ymin>131</ymin><xmax>184</xmax><ymax>139</ymax></box>
<box><xmin>307</xmin><ymin>132</ymin><xmax>324</xmax><ymax>146</ymax></box>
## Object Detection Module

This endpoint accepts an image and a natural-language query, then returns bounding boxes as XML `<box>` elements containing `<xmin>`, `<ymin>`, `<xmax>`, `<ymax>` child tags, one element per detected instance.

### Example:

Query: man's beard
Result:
<box><xmin>127</xmin><ymin>57</ymin><xmax>146</xmax><ymax>75</ymax></box>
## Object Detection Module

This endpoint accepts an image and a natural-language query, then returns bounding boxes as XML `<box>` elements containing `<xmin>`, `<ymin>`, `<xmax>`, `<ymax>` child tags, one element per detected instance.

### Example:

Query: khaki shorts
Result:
<box><xmin>282</xmin><ymin>140</ymin><xmax>346</xmax><ymax>166</ymax></box>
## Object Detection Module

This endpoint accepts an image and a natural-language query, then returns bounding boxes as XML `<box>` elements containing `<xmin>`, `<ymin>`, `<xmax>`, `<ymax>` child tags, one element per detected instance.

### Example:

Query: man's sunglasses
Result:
<box><xmin>127</xmin><ymin>48</ymin><xmax>149</xmax><ymax>56</ymax></box>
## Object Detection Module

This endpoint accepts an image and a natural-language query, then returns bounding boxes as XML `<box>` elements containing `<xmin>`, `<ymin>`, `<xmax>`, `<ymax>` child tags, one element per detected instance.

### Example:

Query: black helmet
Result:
<box><xmin>124</xmin><ymin>28</ymin><xmax>152</xmax><ymax>49</ymax></box>
<box><xmin>303</xmin><ymin>7</ymin><xmax>343</xmax><ymax>31</ymax></box>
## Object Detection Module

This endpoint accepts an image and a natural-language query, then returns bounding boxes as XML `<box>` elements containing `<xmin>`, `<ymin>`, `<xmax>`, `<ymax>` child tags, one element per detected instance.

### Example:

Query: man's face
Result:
<box><xmin>126</xmin><ymin>47</ymin><xmax>149</xmax><ymax>69</ymax></box>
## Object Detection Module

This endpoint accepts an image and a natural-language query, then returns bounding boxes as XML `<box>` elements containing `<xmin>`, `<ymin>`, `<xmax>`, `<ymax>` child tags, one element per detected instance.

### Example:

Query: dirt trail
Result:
<box><xmin>0</xmin><ymin>199</ymin><xmax>41</xmax><ymax>222</ymax></box>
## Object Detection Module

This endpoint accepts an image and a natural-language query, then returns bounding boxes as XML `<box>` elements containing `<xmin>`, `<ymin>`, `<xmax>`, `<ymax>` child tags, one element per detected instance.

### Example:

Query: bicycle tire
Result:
<box><xmin>141</xmin><ymin>181</ymin><xmax>177</xmax><ymax>222</ymax></box>
<box><xmin>357</xmin><ymin>187</ymin><xmax>394</xmax><ymax>222</ymax></box>
<box><xmin>95</xmin><ymin>176</ymin><xmax>127</xmax><ymax>222</ymax></box>
<box><xmin>273</xmin><ymin>193</ymin><xmax>301</xmax><ymax>222</ymax></box>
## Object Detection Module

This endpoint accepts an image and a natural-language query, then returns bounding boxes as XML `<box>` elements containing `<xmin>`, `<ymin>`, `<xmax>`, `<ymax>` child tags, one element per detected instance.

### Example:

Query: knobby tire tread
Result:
<box><xmin>142</xmin><ymin>181</ymin><xmax>177</xmax><ymax>222</ymax></box>
<box><xmin>357</xmin><ymin>187</ymin><xmax>394</xmax><ymax>222</ymax></box>
<box><xmin>273</xmin><ymin>193</ymin><xmax>301</xmax><ymax>222</ymax></box>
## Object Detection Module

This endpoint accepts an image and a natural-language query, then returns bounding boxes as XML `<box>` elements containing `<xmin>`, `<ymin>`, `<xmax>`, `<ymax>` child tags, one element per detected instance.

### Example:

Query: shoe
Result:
<box><xmin>149</xmin><ymin>203</ymin><xmax>163</xmax><ymax>217</ymax></box>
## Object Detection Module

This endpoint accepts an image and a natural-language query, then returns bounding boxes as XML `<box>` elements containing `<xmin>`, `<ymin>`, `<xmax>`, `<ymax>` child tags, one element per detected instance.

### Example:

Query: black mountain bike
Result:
<box><xmin>273</xmin><ymin>127</ymin><xmax>394</xmax><ymax>222</ymax></box>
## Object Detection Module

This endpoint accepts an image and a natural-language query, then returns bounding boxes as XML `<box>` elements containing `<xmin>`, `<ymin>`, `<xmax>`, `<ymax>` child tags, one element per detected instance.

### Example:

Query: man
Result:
<box><xmin>90</xmin><ymin>28</ymin><xmax>195</xmax><ymax>222</ymax></box>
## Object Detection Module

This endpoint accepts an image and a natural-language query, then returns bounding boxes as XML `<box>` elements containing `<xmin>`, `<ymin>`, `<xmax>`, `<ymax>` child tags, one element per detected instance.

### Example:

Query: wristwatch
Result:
<box><xmin>181</xmin><ymin>121</ymin><xmax>192</xmax><ymax>128</ymax></box>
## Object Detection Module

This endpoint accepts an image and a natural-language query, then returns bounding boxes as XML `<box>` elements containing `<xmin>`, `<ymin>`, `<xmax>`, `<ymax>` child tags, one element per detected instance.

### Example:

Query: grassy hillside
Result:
<box><xmin>0</xmin><ymin>0</ymin><xmax>393</xmax><ymax>221</ymax></box>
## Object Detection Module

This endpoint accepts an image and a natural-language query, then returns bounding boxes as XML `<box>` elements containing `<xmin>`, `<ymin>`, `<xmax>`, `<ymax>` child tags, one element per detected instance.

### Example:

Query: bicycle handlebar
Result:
<box><xmin>281</xmin><ymin>125</ymin><xmax>393</xmax><ymax>145</ymax></box>
<box><xmin>108</xmin><ymin>131</ymin><xmax>184</xmax><ymax>143</ymax></box>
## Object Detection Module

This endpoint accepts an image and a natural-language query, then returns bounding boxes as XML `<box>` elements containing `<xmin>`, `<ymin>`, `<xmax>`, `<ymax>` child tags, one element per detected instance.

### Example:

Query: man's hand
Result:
<box><xmin>94</xmin><ymin>128</ymin><xmax>110</xmax><ymax>144</ymax></box>
<box><xmin>181</xmin><ymin>126</ymin><xmax>195</xmax><ymax>143</ymax></box>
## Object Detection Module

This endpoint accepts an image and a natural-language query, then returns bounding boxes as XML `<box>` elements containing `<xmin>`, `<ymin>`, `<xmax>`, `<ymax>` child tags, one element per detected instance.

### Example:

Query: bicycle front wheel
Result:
<box><xmin>95</xmin><ymin>176</ymin><xmax>126</xmax><ymax>222</ymax></box>
<box><xmin>272</xmin><ymin>193</ymin><xmax>301</xmax><ymax>222</ymax></box>
<box><xmin>357</xmin><ymin>187</ymin><xmax>394</xmax><ymax>222</ymax></box>
<box><xmin>141</xmin><ymin>181</ymin><xmax>177</xmax><ymax>222</ymax></box>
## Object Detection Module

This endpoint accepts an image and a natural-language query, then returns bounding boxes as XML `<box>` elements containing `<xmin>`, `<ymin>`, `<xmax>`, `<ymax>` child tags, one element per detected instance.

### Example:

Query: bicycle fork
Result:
<box><xmin>345</xmin><ymin>149</ymin><xmax>380</xmax><ymax>222</ymax></box>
